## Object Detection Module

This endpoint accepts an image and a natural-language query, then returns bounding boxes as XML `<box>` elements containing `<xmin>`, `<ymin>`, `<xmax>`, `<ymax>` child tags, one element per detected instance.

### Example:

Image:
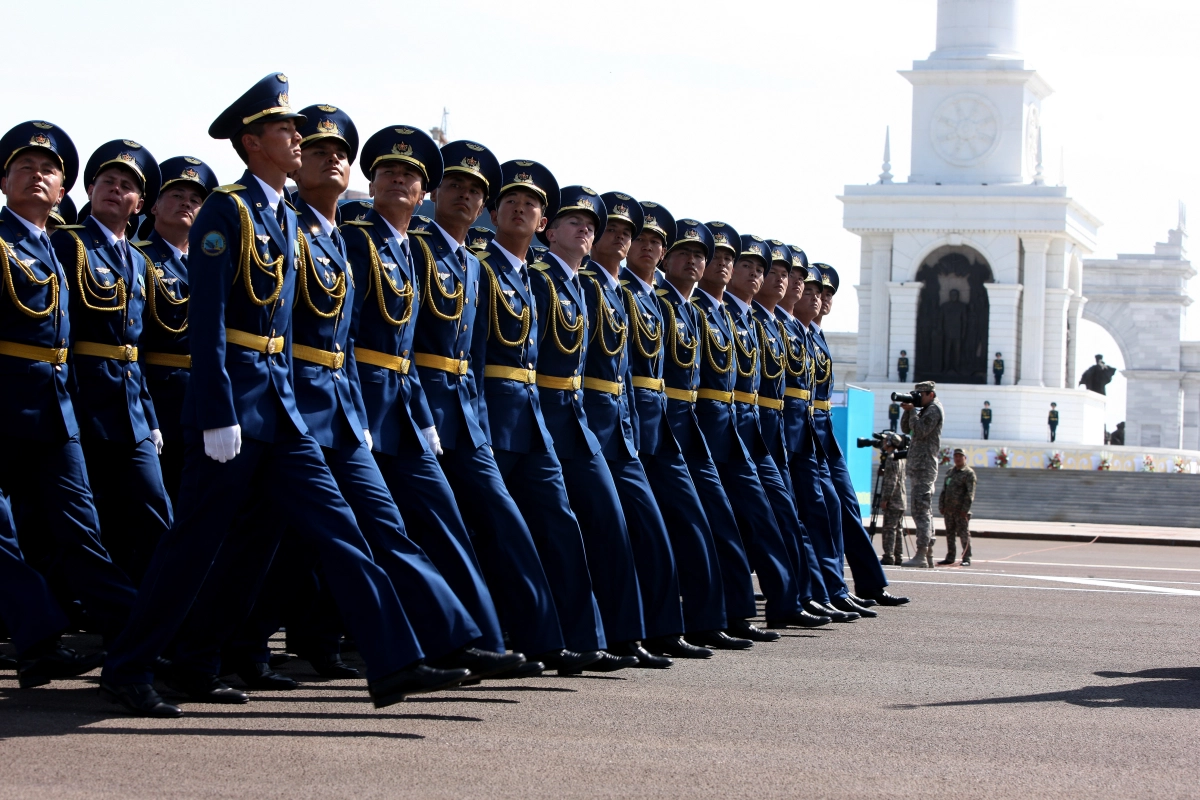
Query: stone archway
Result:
<box><xmin>914</xmin><ymin>246</ymin><xmax>995</xmax><ymax>384</ymax></box>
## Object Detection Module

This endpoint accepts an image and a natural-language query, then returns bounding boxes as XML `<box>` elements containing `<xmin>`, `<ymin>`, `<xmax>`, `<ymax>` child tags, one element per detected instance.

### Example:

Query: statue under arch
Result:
<box><xmin>914</xmin><ymin>250</ymin><xmax>993</xmax><ymax>384</ymax></box>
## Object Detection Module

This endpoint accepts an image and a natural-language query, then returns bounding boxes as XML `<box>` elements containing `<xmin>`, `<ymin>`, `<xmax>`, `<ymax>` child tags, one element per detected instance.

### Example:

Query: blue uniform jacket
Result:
<box><xmin>0</xmin><ymin>207</ymin><xmax>78</xmax><ymax>441</ymax></box>
<box><xmin>654</xmin><ymin>277</ymin><xmax>710</xmax><ymax>459</ymax></box>
<box><xmin>52</xmin><ymin>216</ymin><xmax>158</xmax><ymax>442</ymax></box>
<box><xmin>475</xmin><ymin>241</ymin><xmax>552</xmax><ymax>454</ymax></box>
<box><xmin>182</xmin><ymin>171</ymin><xmax>306</xmax><ymax>441</ymax></box>
<box><xmin>809</xmin><ymin>324</ymin><xmax>841</xmax><ymax>460</ymax></box>
<box><xmin>751</xmin><ymin>301</ymin><xmax>788</xmax><ymax>461</ymax></box>
<box><xmin>776</xmin><ymin>309</ymin><xmax>823</xmax><ymax>459</ymax></box>
<box><xmin>620</xmin><ymin>267</ymin><xmax>677</xmax><ymax>457</ymax></box>
<box><xmin>410</xmin><ymin>227</ymin><xmax>488</xmax><ymax>451</ymax></box>
<box><xmin>724</xmin><ymin>297</ymin><xmax>769</xmax><ymax>459</ymax></box>
<box><xmin>343</xmin><ymin>211</ymin><xmax>434</xmax><ymax>457</ymax></box>
<box><xmin>580</xmin><ymin>268</ymin><xmax>637</xmax><ymax>460</ymax></box>
<box><xmin>291</xmin><ymin>203</ymin><xmax>367</xmax><ymax>450</ymax></box>
<box><xmin>529</xmin><ymin>255</ymin><xmax>601</xmax><ymax>459</ymax></box>
<box><xmin>133</xmin><ymin>230</ymin><xmax>190</xmax><ymax>440</ymax></box>
<box><xmin>689</xmin><ymin>290</ymin><xmax>748</xmax><ymax>464</ymax></box>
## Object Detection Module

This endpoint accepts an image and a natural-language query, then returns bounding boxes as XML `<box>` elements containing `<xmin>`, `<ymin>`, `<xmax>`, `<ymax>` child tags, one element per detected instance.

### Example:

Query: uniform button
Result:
<box><xmin>462</xmin><ymin>324</ymin><xmax>468</xmax><ymax>331</ymax></box>
<box><xmin>54</xmin><ymin>365</ymin><xmax>62</xmax><ymax>372</ymax></box>
<box><xmin>528</xmin><ymin>362</ymin><xmax>534</xmax><ymax>369</ymax></box>
<box><xmin>335</xmin><ymin>343</ymin><xmax>342</xmax><ymax>351</ymax></box>
<box><xmin>126</xmin><ymin>370</ymin><xmax>132</xmax><ymax>378</ymax></box>
<box><xmin>459</xmin><ymin>351</ymin><xmax>464</xmax><ymax>357</ymax></box>
<box><xmin>334</xmin><ymin>374</ymin><xmax>341</xmax><ymax>381</ymax></box>
<box><xmin>402</xmin><ymin>350</ymin><xmax>408</xmax><ymax>356</ymax></box>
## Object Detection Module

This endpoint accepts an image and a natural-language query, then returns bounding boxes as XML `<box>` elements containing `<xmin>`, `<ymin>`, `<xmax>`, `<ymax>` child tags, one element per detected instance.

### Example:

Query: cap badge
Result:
<box><xmin>514</xmin><ymin>172</ymin><xmax>533</xmax><ymax>183</ymax></box>
<box><xmin>317</xmin><ymin>119</ymin><xmax>340</xmax><ymax>135</ymax></box>
<box><xmin>612</xmin><ymin>203</ymin><xmax>629</xmax><ymax>216</ymax></box>
<box><xmin>117</xmin><ymin>152</ymin><xmax>136</xmax><ymax>163</ymax></box>
<box><xmin>792</xmin><ymin>256</ymin><xmax>804</xmax><ymax>267</ymax></box>
<box><xmin>461</xmin><ymin>156</ymin><xmax>480</xmax><ymax>170</ymax></box>
<box><xmin>752</xmin><ymin>245</ymin><xmax>764</xmax><ymax>256</ymax></box>
<box><xmin>32</xmin><ymin>121</ymin><xmax>53</xmax><ymax>130</ymax></box>
<box><xmin>29</xmin><ymin>133</ymin><xmax>50</xmax><ymax>147</ymax></box>
<box><xmin>471</xmin><ymin>237</ymin><xmax>488</xmax><ymax>248</ymax></box>
<box><xmin>581</xmin><ymin>186</ymin><xmax>596</xmax><ymax>195</ymax></box>
<box><xmin>392</xmin><ymin>142</ymin><xmax>413</xmax><ymax>156</ymax></box>
<box><xmin>772</xmin><ymin>248</ymin><xmax>784</xmax><ymax>259</ymax></box>
<box><xmin>184</xmin><ymin>156</ymin><xmax>201</xmax><ymax>164</ymax></box>
<box><xmin>710</xmin><ymin>221</ymin><xmax>725</xmax><ymax>228</ymax></box>
<box><xmin>277</xmin><ymin>93</ymin><xmax>289</xmax><ymax>107</ymax></box>
<box><xmin>681</xmin><ymin>219</ymin><xmax>698</xmax><ymax>225</ymax></box>
<box><xmin>122</xmin><ymin>140</ymin><xmax>141</xmax><ymax>149</ymax></box>
<box><xmin>576</xmin><ymin>197</ymin><xmax>595</xmax><ymax>211</ymax></box>
<box><xmin>514</xmin><ymin>160</ymin><xmax>534</xmax><ymax>166</ymax></box>
<box><xmin>317</xmin><ymin>105</ymin><xmax>338</xmax><ymax>113</ymax></box>
<box><xmin>751</xmin><ymin>234</ymin><xmax>764</xmax><ymax>241</ymax></box>
<box><xmin>465</xmin><ymin>143</ymin><xmax>485</xmax><ymax>151</ymax></box>
<box><xmin>644</xmin><ymin>215</ymin><xmax>657</xmax><ymax>227</ymax></box>
<box><xmin>713</xmin><ymin>233</ymin><xmax>729</xmax><ymax>246</ymax></box>
<box><xmin>643</xmin><ymin>202</ymin><xmax>658</xmax><ymax>208</ymax></box>
<box><xmin>395</xmin><ymin>127</ymin><xmax>415</xmax><ymax>134</ymax></box>
<box><xmin>182</xmin><ymin>168</ymin><xmax>199</xmax><ymax>179</ymax></box>
<box><xmin>614</xmin><ymin>192</ymin><xmax>631</xmax><ymax>201</ymax></box>
<box><xmin>683</xmin><ymin>229</ymin><xmax>700</xmax><ymax>240</ymax></box>
<box><xmin>276</xmin><ymin>73</ymin><xmax>288</xmax><ymax>82</ymax></box>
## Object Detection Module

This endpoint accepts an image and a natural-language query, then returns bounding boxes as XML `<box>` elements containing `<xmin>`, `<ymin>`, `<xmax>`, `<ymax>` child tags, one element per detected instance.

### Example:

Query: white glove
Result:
<box><xmin>363</xmin><ymin>429</ymin><xmax>374</xmax><ymax>451</ymax></box>
<box><xmin>203</xmin><ymin>424</ymin><xmax>242</xmax><ymax>463</ymax></box>
<box><xmin>421</xmin><ymin>425</ymin><xmax>444</xmax><ymax>455</ymax></box>
<box><xmin>149</xmin><ymin>428</ymin><xmax>164</xmax><ymax>455</ymax></box>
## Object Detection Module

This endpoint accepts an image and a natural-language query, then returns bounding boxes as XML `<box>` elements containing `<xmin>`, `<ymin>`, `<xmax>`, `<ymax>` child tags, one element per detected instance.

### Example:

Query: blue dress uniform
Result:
<box><xmin>807</xmin><ymin>265</ymin><xmax>890</xmax><ymax>598</ymax></box>
<box><xmin>132</xmin><ymin>156</ymin><xmax>220</xmax><ymax>504</ymax></box>
<box><xmin>528</xmin><ymin>190</ymin><xmax>645</xmax><ymax>649</ymax></box>
<box><xmin>0</xmin><ymin>486</ymin><xmax>70</xmax><ymax>655</ymax></box>
<box><xmin>580</xmin><ymin>191</ymin><xmax>684</xmax><ymax>642</ymax></box>
<box><xmin>411</xmin><ymin>141</ymin><xmax>578</xmax><ymax>657</ymax></box>
<box><xmin>51</xmin><ymin>140</ymin><xmax>172</xmax><ymax>583</ymax></box>
<box><xmin>655</xmin><ymin>220</ymin><xmax>757</xmax><ymax>623</ymax></box>
<box><xmin>0</xmin><ymin>123</ymin><xmax>136</xmax><ymax>643</ymax></box>
<box><xmin>102</xmin><ymin>76</ymin><xmax>429</xmax><ymax>704</ymax></box>
<box><xmin>345</xmin><ymin>127</ymin><xmax>507</xmax><ymax>656</ymax></box>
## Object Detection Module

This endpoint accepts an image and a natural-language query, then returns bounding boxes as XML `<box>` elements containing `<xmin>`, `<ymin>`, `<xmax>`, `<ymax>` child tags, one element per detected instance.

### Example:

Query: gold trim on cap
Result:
<box><xmin>4</xmin><ymin>146</ymin><xmax>65</xmax><ymax>173</ymax></box>
<box><xmin>368</xmin><ymin>154</ymin><xmax>429</xmax><ymax>182</ymax></box>
<box><xmin>242</xmin><ymin>105</ymin><xmax>293</xmax><ymax>126</ymax></box>
<box><xmin>94</xmin><ymin>156</ymin><xmax>146</xmax><ymax>187</ymax></box>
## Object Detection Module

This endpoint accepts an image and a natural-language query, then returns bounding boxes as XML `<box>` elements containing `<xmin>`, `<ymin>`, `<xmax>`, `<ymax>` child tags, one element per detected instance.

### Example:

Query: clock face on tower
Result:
<box><xmin>930</xmin><ymin>93</ymin><xmax>1002</xmax><ymax>167</ymax></box>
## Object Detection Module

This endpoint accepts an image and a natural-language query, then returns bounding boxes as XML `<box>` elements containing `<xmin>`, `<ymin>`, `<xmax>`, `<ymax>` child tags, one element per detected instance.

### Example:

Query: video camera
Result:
<box><xmin>856</xmin><ymin>430</ymin><xmax>909</xmax><ymax>459</ymax></box>
<box><xmin>890</xmin><ymin>390</ymin><xmax>922</xmax><ymax>405</ymax></box>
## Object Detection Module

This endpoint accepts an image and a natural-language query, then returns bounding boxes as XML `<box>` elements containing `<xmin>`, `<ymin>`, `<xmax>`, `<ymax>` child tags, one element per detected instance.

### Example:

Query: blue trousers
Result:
<box><xmin>767</xmin><ymin>448</ymin><xmax>827</xmax><ymax>605</ymax></box>
<box><xmin>788</xmin><ymin>443</ymin><xmax>846</xmax><ymax>602</ymax></box>
<box><xmin>0</xmin><ymin>492</ymin><xmax>69</xmax><ymax>654</ymax></box>
<box><xmin>174</xmin><ymin>440</ymin><xmax>481</xmax><ymax>673</ymax></box>
<box><xmin>438</xmin><ymin>443</ymin><xmax>567</xmax><ymax>656</ymax></box>
<box><xmin>681</xmin><ymin>454</ymin><xmax>757</xmax><ymax>620</ymax></box>
<box><xmin>820</xmin><ymin>441</ymin><xmax>890</xmax><ymax>595</ymax></box>
<box><xmin>146</xmin><ymin>370</ymin><xmax>187</xmax><ymax>506</ymax></box>
<box><xmin>82</xmin><ymin>436</ymin><xmax>173</xmax><ymax>584</ymax></box>
<box><xmin>487</xmin><ymin>446</ymin><xmax>605</xmax><ymax>653</ymax></box>
<box><xmin>640</xmin><ymin>450</ymin><xmax>727</xmax><ymax>633</ymax></box>
<box><xmin>0</xmin><ymin>435</ymin><xmax>135</xmax><ymax>640</ymax></box>
<box><xmin>374</xmin><ymin>446</ymin><xmax>504</xmax><ymax>653</ymax></box>
<box><xmin>103</xmin><ymin>429</ymin><xmax>421</xmax><ymax>685</ymax></box>
<box><xmin>752</xmin><ymin>451</ymin><xmax>809</xmax><ymax>617</ymax></box>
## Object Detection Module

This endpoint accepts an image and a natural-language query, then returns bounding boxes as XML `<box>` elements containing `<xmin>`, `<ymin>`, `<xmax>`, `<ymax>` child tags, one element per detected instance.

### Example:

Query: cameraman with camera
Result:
<box><xmin>877</xmin><ymin>434</ymin><xmax>908</xmax><ymax>565</ymax></box>
<box><xmin>898</xmin><ymin>382</ymin><xmax>943</xmax><ymax>568</ymax></box>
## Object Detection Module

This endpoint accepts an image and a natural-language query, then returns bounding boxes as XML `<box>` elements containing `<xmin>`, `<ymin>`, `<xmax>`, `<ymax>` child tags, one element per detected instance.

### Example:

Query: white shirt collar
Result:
<box><xmin>492</xmin><ymin>239</ymin><xmax>524</xmax><ymax>272</ymax></box>
<box><xmin>628</xmin><ymin>270</ymin><xmax>655</xmax><ymax>294</ymax></box>
<box><xmin>663</xmin><ymin>279</ymin><xmax>692</xmax><ymax>303</ymax></box>
<box><xmin>161</xmin><ymin>237</ymin><xmax>184</xmax><ymax>261</ymax></box>
<box><xmin>6</xmin><ymin>207</ymin><xmax>46</xmax><ymax>236</ymax></box>
<box><xmin>252</xmin><ymin>174</ymin><xmax>283</xmax><ymax>212</ymax></box>
<box><xmin>726</xmin><ymin>292</ymin><xmax>751</xmax><ymax>316</ymax></box>
<box><xmin>90</xmin><ymin>215</ymin><xmax>123</xmax><ymax>245</ymax></box>
<box><xmin>431</xmin><ymin>219</ymin><xmax>464</xmax><ymax>252</ymax></box>
<box><xmin>547</xmin><ymin>250</ymin><xmax>577</xmax><ymax>283</ymax></box>
<box><xmin>777</xmin><ymin>307</ymin><xmax>795</xmax><ymax>320</ymax></box>
<box><xmin>377</xmin><ymin>215</ymin><xmax>409</xmax><ymax>249</ymax></box>
<box><xmin>593</xmin><ymin>264</ymin><xmax>620</xmax><ymax>290</ymax></box>
<box><xmin>811</xmin><ymin>322</ymin><xmax>823</xmax><ymax>334</ymax></box>
<box><xmin>305</xmin><ymin>203</ymin><xmax>336</xmax><ymax>237</ymax></box>
<box><xmin>695</xmin><ymin>286</ymin><xmax>723</xmax><ymax>309</ymax></box>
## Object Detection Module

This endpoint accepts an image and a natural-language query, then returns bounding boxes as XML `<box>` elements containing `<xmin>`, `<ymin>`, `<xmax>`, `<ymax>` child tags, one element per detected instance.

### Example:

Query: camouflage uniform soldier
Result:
<box><xmin>938</xmin><ymin>449</ymin><xmax>976</xmax><ymax>566</ymax></box>
<box><xmin>877</xmin><ymin>435</ymin><xmax>906</xmax><ymax>565</ymax></box>
<box><xmin>901</xmin><ymin>381</ymin><xmax>943</xmax><ymax>568</ymax></box>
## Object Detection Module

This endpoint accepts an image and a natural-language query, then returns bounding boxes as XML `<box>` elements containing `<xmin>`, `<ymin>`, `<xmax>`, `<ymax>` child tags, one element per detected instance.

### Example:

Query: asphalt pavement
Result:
<box><xmin>3</xmin><ymin>536</ymin><xmax>1198</xmax><ymax>799</ymax></box>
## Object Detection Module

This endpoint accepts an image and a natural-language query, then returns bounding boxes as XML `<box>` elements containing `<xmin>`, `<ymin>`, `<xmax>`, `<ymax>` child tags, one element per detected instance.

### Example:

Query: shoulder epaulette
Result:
<box><xmin>530</xmin><ymin>263</ymin><xmax>551</xmax><ymax>272</ymax></box>
<box><xmin>655</xmin><ymin>288</ymin><xmax>669</xmax><ymax>296</ymax></box>
<box><xmin>283</xmin><ymin>198</ymin><xmax>298</xmax><ymax>211</ymax></box>
<box><xmin>472</xmin><ymin>249</ymin><xmax>490</xmax><ymax>259</ymax></box>
<box><xmin>131</xmin><ymin>240</ymin><xmax>152</xmax><ymax>247</ymax></box>
<box><xmin>213</xmin><ymin>184</ymin><xmax>246</xmax><ymax>194</ymax></box>
<box><xmin>54</xmin><ymin>224</ymin><xmax>85</xmax><ymax>231</ymax></box>
<box><xmin>409</xmin><ymin>227</ymin><xmax>432</xmax><ymax>236</ymax></box>
<box><xmin>579</xmin><ymin>269</ymin><xmax>596</xmax><ymax>276</ymax></box>
<box><xmin>342</xmin><ymin>219</ymin><xmax>372</xmax><ymax>227</ymax></box>
<box><xmin>619</xmin><ymin>279</ymin><xmax>629</xmax><ymax>286</ymax></box>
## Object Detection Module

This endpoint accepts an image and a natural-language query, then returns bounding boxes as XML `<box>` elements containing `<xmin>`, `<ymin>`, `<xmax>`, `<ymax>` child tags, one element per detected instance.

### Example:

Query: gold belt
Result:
<box><xmin>664</xmin><ymin>386</ymin><xmax>698</xmax><ymax>403</ymax></box>
<box><xmin>784</xmin><ymin>387</ymin><xmax>811</xmax><ymax>401</ymax></box>
<box><xmin>756</xmin><ymin>395</ymin><xmax>785</xmax><ymax>411</ymax></box>
<box><xmin>354</xmin><ymin>347</ymin><xmax>410</xmax><ymax>374</ymax></box>
<box><xmin>142</xmin><ymin>352</ymin><xmax>192</xmax><ymax>369</ymax></box>
<box><xmin>484</xmin><ymin>365</ymin><xmax>536</xmax><ymax>384</ymax></box>
<box><xmin>696</xmin><ymin>388</ymin><xmax>734</xmax><ymax>404</ymax></box>
<box><xmin>631</xmin><ymin>376</ymin><xmax>665</xmax><ymax>392</ymax></box>
<box><xmin>0</xmin><ymin>340</ymin><xmax>69</xmax><ymax>364</ymax></box>
<box><xmin>292</xmin><ymin>343</ymin><xmax>346</xmax><ymax>370</ymax></box>
<box><xmin>75</xmin><ymin>341</ymin><xmax>138</xmax><ymax>362</ymax></box>
<box><xmin>226</xmin><ymin>328</ymin><xmax>284</xmax><ymax>355</ymax></box>
<box><xmin>583</xmin><ymin>376</ymin><xmax>624</xmax><ymax>396</ymax></box>
<box><xmin>811</xmin><ymin>399</ymin><xmax>832</xmax><ymax>411</ymax></box>
<box><xmin>414</xmin><ymin>352</ymin><xmax>468</xmax><ymax>376</ymax></box>
<box><xmin>536</xmin><ymin>374</ymin><xmax>582</xmax><ymax>391</ymax></box>
<box><xmin>732</xmin><ymin>390</ymin><xmax>758</xmax><ymax>405</ymax></box>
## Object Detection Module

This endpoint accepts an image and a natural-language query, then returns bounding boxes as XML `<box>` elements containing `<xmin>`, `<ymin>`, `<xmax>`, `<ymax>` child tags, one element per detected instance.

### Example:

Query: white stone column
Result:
<box><xmin>888</xmin><ymin>282</ymin><xmax>923</xmax><ymax>381</ymax></box>
<box><xmin>1042</xmin><ymin>288</ymin><xmax>1073</xmax><ymax>388</ymax></box>
<box><xmin>1065</xmin><ymin>294</ymin><xmax>1086</xmax><ymax>391</ymax></box>
<box><xmin>984</xmin><ymin>282</ymin><xmax>1021</xmax><ymax>386</ymax></box>
<box><xmin>863</xmin><ymin>234</ymin><xmax>892</xmax><ymax>381</ymax></box>
<box><xmin>1123</xmin><ymin>370</ymin><xmax>1185</xmax><ymax>448</ymax></box>
<box><xmin>1019</xmin><ymin>235</ymin><xmax>1050</xmax><ymax>386</ymax></box>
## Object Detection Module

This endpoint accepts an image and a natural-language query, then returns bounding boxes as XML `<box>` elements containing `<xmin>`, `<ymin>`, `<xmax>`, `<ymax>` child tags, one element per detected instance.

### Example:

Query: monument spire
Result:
<box><xmin>879</xmin><ymin>127</ymin><xmax>893</xmax><ymax>185</ymax></box>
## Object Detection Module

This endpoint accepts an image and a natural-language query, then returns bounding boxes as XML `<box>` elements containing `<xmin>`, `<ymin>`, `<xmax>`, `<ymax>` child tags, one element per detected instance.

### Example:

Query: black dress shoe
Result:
<box><xmin>164</xmin><ymin>671</ymin><xmax>249</xmax><ymax>704</ymax></box>
<box><xmin>609</xmin><ymin>641</ymin><xmax>672</xmax><ymax>669</ymax></box>
<box><xmin>753</xmin><ymin>592</ymin><xmax>766</xmax><ymax>601</ymax></box>
<box><xmin>533</xmin><ymin>649</ymin><xmax>604</xmax><ymax>674</ymax></box>
<box><xmin>584</xmin><ymin>651</ymin><xmax>639</xmax><ymax>672</ymax></box>
<box><xmin>857</xmin><ymin>589</ymin><xmax>911</xmax><ymax>606</ymax></box>
<box><xmin>767</xmin><ymin>610</ymin><xmax>832</xmax><ymax>629</ymax></box>
<box><xmin>728</xmin><ymin>619</ymin><xmax>782</xmax><ymax>642</ymax></box>
<box><xmin>17</xmin><ymin>644</ymin><xmax>105</xmax><ymax>688</ymax></box>
<box><xmin>299</xmin><ymin>652</ymin><xmax>359</xmax><ymax>679</ymax></box>
<box><xmin>849</xmin><ymin>593</ymin><xmax>879</xmax><ymax>608</ymax></box>
<box><xmin>644</xmin><ymin>636</ymin><xmax>712</xmax><ymax>659</ymax></box>
<box><xmin>234</xmin><ymin>662</ymin><xmax>297</xmax><ymax>690</ymax></box>
<box><xmin>831</xmin><ymin>596</ymin><xmax>878</xmax><ymax>618</ymax></box>
<box><xmin>688</xmin><ymin>630</ymin><xmax>753</xmax><ymax>650</ymax></box>
<box><xmin>430</xmin><ymin>647</ymin><xmax>526</xmax><ymax>680</ymax></box>
<box><xmin>0</xmin><ymin>654</ymin><xmax>16</xmax><ymax>670</ymax></box>
<box><xmin>804</xmin><ymin>599</ymin><xmax>858</xmax><ymax>622</ymax></box>
<box><xmin>268</xmin><ymin>654</ymin><xmax>292</xmax><ymax>669</ymax></box>
<box><xmin>368</xmin><ymin>663</ymin><xmax>471</xmax><ymax>708</ymax></box>
<box><xmin>100</xmin><ymin>681</ymin><xmax>183</xmax><ymax>718</ymax></box>
<box><xmin>492</xmin><ymin>660</ymin><xmax>545</xmax><ymax>679</ymax></box>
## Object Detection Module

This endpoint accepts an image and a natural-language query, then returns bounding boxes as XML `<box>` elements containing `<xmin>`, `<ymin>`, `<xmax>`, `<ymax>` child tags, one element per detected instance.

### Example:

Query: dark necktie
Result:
<box><xmin>331</xmin><ymin>227</ymin><xmax>347</xmax><ymax>260</ymax></box>
<box><xmin>400</xmin><ymin>238</ymin><xmax>412</xmax><ymax>270</ymax></box>
<box><xmin>275</xmin><ymin>202</ymin><xmax>286</xmax><ymax>229</ymax></box>
<box><xmin>455</xmin><ymin>246</ymin><xmax>467</xmax><ymax>271</ymax></box>
<box><xmin>180</xmin><ymin>252</ymin><xmax>188</xmax><ymax>267</ymax></box>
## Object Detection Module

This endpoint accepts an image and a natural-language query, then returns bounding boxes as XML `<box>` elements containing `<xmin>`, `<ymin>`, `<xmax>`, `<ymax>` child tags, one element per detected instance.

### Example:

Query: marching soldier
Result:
<box><xmin>133</xmin><ymin>155</ymin><xmax>220</xmax><ymax>503</ymax></box>
<box><xmin>980</xmin><ymin>401</ymin><xmax>992</xmax><ymax>439</ymax></box>
<box><xmin>100</xmin><ymin>74</ymin><xmax>470</xmax><ymax>718</ymax></box>
<box><xmin>938</xmin><ymin>448</ymin><xmax>976</xmax><ymax>566</ymax></box>
<box><xmin>51</xmin><ymin>139</ymin><xmax>172</xmax><ymax>583</ymax></box>
<box><xmin>896</xmin><ymin>349</ymin><xmax>908</xmax><ymax>382</ymax></box>
<box><xmin>993</xmin><ymin>352</ymin><xmax>1004</xmax><ymax>385</ymax></box>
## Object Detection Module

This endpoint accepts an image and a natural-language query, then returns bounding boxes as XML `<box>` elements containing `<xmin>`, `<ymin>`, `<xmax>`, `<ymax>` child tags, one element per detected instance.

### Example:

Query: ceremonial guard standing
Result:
<box><xmin>133</xmin><ymin>156</ymin><xmax>220</xmax><ymax>502</ymax></box>
<box><xmin>993</xmin><ymin>352</ymin><xmax>1004</xmax><ymax>385</ymax></box>
<box><xmin>897</xmin><ymin>350</ymin><xmax>908</xmax><ymax>382</ymax></box>
<box><xmin>980</xmin><ymin>401</ymin><xmax>992</xmax><ymax>439</ymax></box>
<box><xmin>52</xmin><ymin>140</ymin><xmax>172</xmax><ymax>582</ymax></box>
<box><xmin>100</xmin><ymin>75</ymin><xmax>470</xmax><ymax>718</ymax></box>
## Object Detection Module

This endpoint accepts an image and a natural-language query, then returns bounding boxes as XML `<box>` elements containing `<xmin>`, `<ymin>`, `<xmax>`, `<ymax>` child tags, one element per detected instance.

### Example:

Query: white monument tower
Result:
<box><xmin>840</xmin><ymin>0</ymin><xmax>1106</xmax><ymax>444</ymax></box>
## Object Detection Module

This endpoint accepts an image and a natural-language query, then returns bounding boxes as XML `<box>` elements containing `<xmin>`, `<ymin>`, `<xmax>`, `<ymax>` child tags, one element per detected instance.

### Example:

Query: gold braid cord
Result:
<box><xmin>296</xmin><ymin>232</ymin><xmax>346</xmax><ymax>320</ymax></box>
<box><xmin>757</xmin><ymin>319</ymin><xmax>785</xmax><ymax>381</ymax></box>
<box><xmin>482</xmin><ymin>262</ymin><xmax>530</xmax><ymax>347</ymax></box>
<box><xmin>421</xmin><ymin>237</ymin><xmax>464</xmax><ymax>322</ymax></box>
<box><xmin>356</xmin><ymin>228</ymin><xmax>413</xmax><ymax>328</ymax></box>
<box><xmin>814</xmin><ymin>343</ymin><xmax>832</xmax><ymax>387</ymax></box>
<box><xmin>0</xmin><ymin>236</ymin><xmax>58</xmax><ymax>319</ymax></box>
<box><xmin>623</xmin><ymin>287</ymin><xmax>661</xmax><ymax>361</ymax></box>
<box><xmin>662</xmin><ymin>297</ymin><xmax>697</xmax><ymax>369</ymax></box>
<box><xmin>66</xmin><ymin>230</ymin><xmax>126</xmax><ymax>313</ymax></box>
<box><xmin>588</xmin><ymin>278</ymin><xmax>627</xmax><ymax>357</ymax></box>
<box><xmin>697</xmin><ymin>307</ymin><xmax>732</xmax><ymax>376</ymax></box>
<box><xmin>543</xmin><ymin>272</ymin><xmax>583</xmax><ymax>355</ymax></box>
<box><xmin>227</xmin><ymin>193</ymin><xmax>284</xmax><ymax>307</ymax></box>
<box><xmin>780</xmin><ymin>319</ymin><xmax>812</xmax><ymax>384</ymax></box>
<box><xmin>132</xmin><ymin>242</ymin><xmax>187</xmax><ymax>335</ymax></box>
<box><xmin>731</xmin><ymin>312</ymin><xmax>758</xmax><ymax>379</ymax></box>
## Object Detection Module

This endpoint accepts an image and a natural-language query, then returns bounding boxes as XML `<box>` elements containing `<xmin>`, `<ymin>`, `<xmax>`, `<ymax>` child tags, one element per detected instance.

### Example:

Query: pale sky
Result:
<box><xmin>6</xmin><ymin>0</ymin><xmax>1197</xmax><ymax>373</ymax></box>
